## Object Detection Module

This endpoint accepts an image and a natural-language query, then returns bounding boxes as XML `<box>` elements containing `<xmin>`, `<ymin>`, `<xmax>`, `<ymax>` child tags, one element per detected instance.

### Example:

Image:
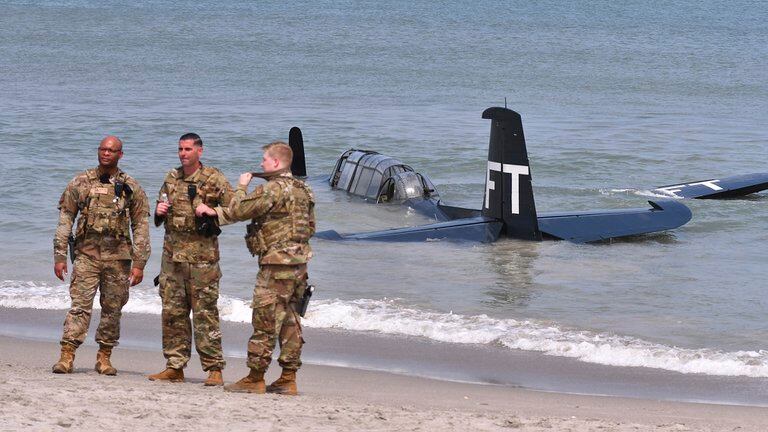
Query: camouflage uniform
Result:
<box><xmin>54</xmin><ymin>168</ymin><xmax>151</xmax><ymax>348</ymax></box>
<box><xmin>156</xmin><ymin>164</ymin><xmax>233</xmax><ymax>371</ymax></box>
<box><xmin>216</xmin><ymin>172</ymin><xmax>315</xmax><ymax>372</ymax></box>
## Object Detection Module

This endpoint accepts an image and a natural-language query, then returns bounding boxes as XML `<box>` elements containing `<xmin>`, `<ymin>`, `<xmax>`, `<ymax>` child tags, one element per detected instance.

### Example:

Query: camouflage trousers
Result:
<box><xmin>60</xmin><ymin>254</ymin><xmax>131</xmax><ymax>349</ymax></box>
<box><xmin>159</xmin><ymin>255</ymin><xmax>225</xmax><ymax>371</ymax></box>
<box><xmin>247</xmin><ymin>264</ymin><xmax>307</xmax><ymax>372</ymax></box>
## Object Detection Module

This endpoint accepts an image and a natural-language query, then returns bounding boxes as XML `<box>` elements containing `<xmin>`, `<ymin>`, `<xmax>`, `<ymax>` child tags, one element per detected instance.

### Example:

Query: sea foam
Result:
<box><xmin>2</xmin><ymin>280</ymin><xmax>766</xmax><ymax>378</ymax></box>
<box><xmin>600</xmin><ymin>188</ymin><xmax>683</xmax><ymax>199</ymax></box>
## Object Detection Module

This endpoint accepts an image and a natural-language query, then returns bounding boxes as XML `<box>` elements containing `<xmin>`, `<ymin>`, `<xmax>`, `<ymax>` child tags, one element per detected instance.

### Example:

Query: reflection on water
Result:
<box><xmin>480</xmin><ymin>240</ymin><xmax>540</xmax><ymax>310</ymax></box>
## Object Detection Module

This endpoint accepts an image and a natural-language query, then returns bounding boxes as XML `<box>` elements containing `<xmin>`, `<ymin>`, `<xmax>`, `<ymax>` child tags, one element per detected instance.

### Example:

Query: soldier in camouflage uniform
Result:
<box><xmin>52</xmin><ymin>136</ymin><xmax>151</xmax><ymax>376</ymax></box>
<box><xmin>197</xmin><ymin>141</ymin><xmax>315</xmax><ymax>395</ymax></box>
<box><xmin>147</xmin><ymin>133</ymin><xmax>233</xmax><ymax>386</ymax></box>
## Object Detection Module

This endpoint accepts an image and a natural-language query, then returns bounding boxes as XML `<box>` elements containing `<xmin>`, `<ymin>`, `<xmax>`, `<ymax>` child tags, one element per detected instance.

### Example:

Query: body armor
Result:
<box><xmin>158</xmin><ymin>165</ymin><xmax>231</xmax><ymax>263</ymax></box>
<box><xmin>76</xmin><ymin>178</ymin><xmax>132</xmax><ymax>240</ymax></box>
<box><xmin>245</xmin><ymin>177</ymin><xmax>315</xmax><ymax>257</ymax></box>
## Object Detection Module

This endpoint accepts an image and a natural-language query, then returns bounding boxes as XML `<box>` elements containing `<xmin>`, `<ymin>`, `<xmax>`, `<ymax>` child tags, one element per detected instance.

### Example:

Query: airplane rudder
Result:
<box><xmin>289</xmin><ymin>126</ymin><xmax>307</xmax><ymax>177</ymax></box>
<box><xmin>481</xmin><ymin>107</ymin><xmax>540</xmax><ymax>240</ymax></box>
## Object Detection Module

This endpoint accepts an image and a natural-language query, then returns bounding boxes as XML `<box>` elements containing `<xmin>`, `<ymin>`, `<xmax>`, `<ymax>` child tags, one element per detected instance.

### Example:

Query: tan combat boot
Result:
<box><xmin>95</xmin><ymin>346</ymin><xmax>117</xmax><ymax>376</ymax></box>
<box><xmin>52</xmin><ymin>344</ymin><xmax>76</xmax><ymax>374</ymax></box>
<box><xmin>203</xmin><ymin>369</ymin><xmax>224</xmax><ymax>386</ymax></box>
<box><xmin>147</xmin><ymin>367</ymin><xmax>185</xmax><ymax>382</ymax></box>
<box><xmin>266</xmin><ymin>369</ymin><xmax>298</xmax><ymax>395</ymax></box>
<box><xmin>223</xmin><ymin>369</ymin><xmax>265</xmax><ymax>393</ymax></box>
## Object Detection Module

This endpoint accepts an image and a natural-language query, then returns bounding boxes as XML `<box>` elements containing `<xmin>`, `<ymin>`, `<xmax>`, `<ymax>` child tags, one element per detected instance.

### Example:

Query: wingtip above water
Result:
<box><xmin>653</xmin><ymin>172</ymin><xmax>768</xmax><ymax>199</ymax></box>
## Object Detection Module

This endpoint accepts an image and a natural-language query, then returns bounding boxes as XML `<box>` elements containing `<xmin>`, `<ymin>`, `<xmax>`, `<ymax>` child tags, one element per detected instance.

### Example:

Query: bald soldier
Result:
<box><xmin>148</xmin><ymin>133</ymin><xmax>233</xmax><ymax>386</ymax></box>
<box><xmin>197</xmin><ymin>141</ymin><xmax>315</xmax><ymax>395</ymax></box>
<box><xmin>52</xmin><ymin>136</ymin><xmax>151</xmax><ymax>375</ymax></box>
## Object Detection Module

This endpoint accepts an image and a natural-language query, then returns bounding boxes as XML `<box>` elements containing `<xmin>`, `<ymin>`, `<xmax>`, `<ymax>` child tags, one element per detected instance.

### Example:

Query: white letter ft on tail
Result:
<box><xmin>485</xmin><ymin>161</ymin><xmax>529</xmax><ymax>214</ymax></box>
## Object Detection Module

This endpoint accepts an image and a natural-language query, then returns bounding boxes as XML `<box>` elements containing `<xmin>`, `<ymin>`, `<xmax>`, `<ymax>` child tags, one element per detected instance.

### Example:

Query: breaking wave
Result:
<box><xmin>2</xmin><ymin>280</ymin><xmax>766</xmax><ymax>378</ymax></box>
<box><xmin>600</xmin><ymin>188</ymin><xmax>684</xmax><ymax>199</ymax></box>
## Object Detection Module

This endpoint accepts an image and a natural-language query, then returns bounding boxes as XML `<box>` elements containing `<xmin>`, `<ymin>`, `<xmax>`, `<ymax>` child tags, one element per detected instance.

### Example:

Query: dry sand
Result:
<box><xmin>1</xmin><ymin>335</ymin><xmax>767</xmax><ymax>431</ymax></box>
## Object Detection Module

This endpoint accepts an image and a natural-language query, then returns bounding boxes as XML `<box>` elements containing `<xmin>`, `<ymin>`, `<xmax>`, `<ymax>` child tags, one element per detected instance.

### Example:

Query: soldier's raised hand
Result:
<box><xmin>239</xmin><ymin>172</ymin><xmax>253</xmax><ymax>187</ymax></box>
<box><xmin>54</xmin><ymin>262</ymin><xmax>68</xmax><ymax>281</ymax></box>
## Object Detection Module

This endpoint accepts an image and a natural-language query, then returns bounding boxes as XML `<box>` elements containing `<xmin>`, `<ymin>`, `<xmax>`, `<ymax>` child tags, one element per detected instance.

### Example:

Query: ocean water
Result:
<box><xmin>1</xmin><ymin>1</ymin><xmax>767</xmax><ymax>379</ymax></box>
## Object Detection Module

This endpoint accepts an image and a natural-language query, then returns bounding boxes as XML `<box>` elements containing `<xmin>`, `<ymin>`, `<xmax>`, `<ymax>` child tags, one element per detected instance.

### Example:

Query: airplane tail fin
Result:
<box><xmin>289</xmin><ymin>126</ymin><xmax>307</xmax><ymax>177</ymax></box>
<box><xmin>481</xmin><ymin>107</ymin><xmax>542</xmax><ymax>240</ymax></box>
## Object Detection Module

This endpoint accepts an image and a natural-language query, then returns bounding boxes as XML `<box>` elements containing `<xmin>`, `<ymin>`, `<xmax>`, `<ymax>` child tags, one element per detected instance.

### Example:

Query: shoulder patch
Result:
<box><xmin>165</xmin><ymin>168</ymin><xmax>180</xmax><ymax>182</ymax></box>
<box><xmin>83</xmin><ymin>169</ymin><xmax>99</xmax><ymax>181</ymax></box>
<box><xmin>204</xmin><ymin>166</ymin><xmax>223</xmax><ymax>175</ymax></box>
<box><xmin>242</xmin><ymin>183</ymin><xmax>273</xmax><ymax>201</ymax></box>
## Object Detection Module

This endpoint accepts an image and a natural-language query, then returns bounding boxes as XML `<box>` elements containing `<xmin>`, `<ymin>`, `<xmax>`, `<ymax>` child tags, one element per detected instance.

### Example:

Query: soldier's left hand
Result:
<box><xmin>195</xmin><ymin>203</ymin><xmax>217</xmax><ymax>217</ymax></box>
<box><xmin>129</xmin><ymin>267</ymin><xmax>143</xmax><ymax>286</ymax></box>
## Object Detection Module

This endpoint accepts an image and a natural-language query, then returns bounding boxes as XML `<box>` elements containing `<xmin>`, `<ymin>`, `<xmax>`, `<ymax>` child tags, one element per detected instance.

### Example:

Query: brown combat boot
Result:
<box><xmin>52</xmin><ymin>344</ymin><xmax>76</xmax><ymax>374</ymax></box>
<box><xmin>147</xmin><ymin>367</ymin><xmax>185</xmax><ymax>382</ymax></box>
<box><xmin>95</xmin><ymin>347</ymin><xmax>117</xmax><ymax>376</ymax></box>
<box><xmin>266</xmin><ymin>369</ymin><xmax>298</xmax><ymax>395</ymax></box>
<box><xmin>223</xmin><ymin>369</ymin><xmax>265</xmax><ymax>393</ymax></box>
<box><xmin>203</xmin><ymin>369</ymin><xmax>224</xmax><ymax>386</ymax></box>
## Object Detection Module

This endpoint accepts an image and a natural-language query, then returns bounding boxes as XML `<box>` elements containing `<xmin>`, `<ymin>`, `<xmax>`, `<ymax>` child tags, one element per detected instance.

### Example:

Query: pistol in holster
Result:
<box><xmin>67</xmin><ymin>234</ymin><xmax>76</xmax><ymax>263</ymax></box>
<box><xmin>296</xmin><ymin>284</ymin><xmax>315</xmax><ymax>318</ymax></box>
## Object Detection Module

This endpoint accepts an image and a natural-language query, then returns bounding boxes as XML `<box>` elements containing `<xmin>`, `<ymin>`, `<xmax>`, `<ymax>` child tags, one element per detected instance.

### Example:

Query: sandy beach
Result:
<box><xmin>1</xmin><ymin>332</ymin><xmax>767</xmax><ymax>431</ymax></box>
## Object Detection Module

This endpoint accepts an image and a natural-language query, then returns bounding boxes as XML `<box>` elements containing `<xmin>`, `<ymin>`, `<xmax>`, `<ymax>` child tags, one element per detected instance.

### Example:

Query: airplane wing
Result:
<box><xmin>536</xmin><ymin>199</ymin><xmax>692</xmax><ymax>243</ymax></box>
<box><xmin>315</xmin><ymin>216</ymin><xmax>503</xmax><ymax>243</ymax></box>
<box><xmin>316</xmin><ymin>200</ymin><xmax>690</xmax><ymax>244</ymax></box>
<box><xmin>653</xmin><ymin>173</ymin><xmax>768</xmax><ymax>199</ymax></box>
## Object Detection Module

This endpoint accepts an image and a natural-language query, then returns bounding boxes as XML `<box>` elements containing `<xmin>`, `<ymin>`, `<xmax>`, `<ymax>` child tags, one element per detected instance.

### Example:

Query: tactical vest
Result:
<box><xmin>165</xmin><ymin>167</ymin><xmax>220</xmax><ymax>234</ymax></box>
<box><xmin>75</xmin><ymin>171</ymin><xmax>132</xmax><ymax>240</ymax></box>
<box><xmin>245</xmin><ymin>177</ymin><xmax>315</xmax><ymax>256</ymax></box>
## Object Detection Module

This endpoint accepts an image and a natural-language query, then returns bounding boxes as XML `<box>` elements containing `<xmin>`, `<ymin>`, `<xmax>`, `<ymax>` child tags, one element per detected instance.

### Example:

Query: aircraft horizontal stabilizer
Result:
<box><xmin>403</xmin><ymin>199</ymin><xmax>481</xmax><ymax>222</ymax></box>
<box><xmin>654</xmin><ymin>173</ymin><xmax>768</xmax><ymax>199</ymax></box>
<box><xmin>537</xmin><ymin>199</ymin><xmax>692</xmax><ymax>243</ymax></box>
<box><xmin>315</xmin><ymin>216</ymin><xmax>503</xmax><ymax>243</ymax></box>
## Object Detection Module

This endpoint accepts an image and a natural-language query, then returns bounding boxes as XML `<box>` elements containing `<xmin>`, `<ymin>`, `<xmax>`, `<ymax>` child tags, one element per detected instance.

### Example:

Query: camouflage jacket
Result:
<box><xmin>156</xmin><ymin>164</ymin><xmax>234</xmax><ymax>263</ymax></box>
<box><xmin>54</xmin><ymin>167</ymin><xmax>151</xmax><ymax>268</ymax></box>
<box><xmin>215</xmin><ymin>172</ymin><xmax>315</xmax><ymax>265</ymax></box>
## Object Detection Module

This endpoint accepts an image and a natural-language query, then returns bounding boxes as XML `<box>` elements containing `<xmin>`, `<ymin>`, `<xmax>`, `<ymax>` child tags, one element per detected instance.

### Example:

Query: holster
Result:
<box><xmin>67</xmin><ymin>234</ymin><xmax>76</xmax><ymax>263</ymax></box>
<box><xmin>297</xmin><ymin>285</ymin><xmax>314</xmax><ymax>317</ymax></box>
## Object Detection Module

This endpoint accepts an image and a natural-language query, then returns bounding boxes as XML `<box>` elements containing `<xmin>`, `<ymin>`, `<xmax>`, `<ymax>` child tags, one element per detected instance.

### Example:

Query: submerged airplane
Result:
<box><xmin>297</xmin><ymin>107</ymin><xmax>698</xmax><ymax>243</ymax></box>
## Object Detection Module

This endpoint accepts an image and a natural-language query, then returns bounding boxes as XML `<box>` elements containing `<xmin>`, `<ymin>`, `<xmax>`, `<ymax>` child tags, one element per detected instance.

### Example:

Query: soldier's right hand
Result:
<box><xmin>156</xmin><ymin>201</ymin><xmax>171</xmax><ymax>216</ymax></box>
<box><xmin>54</xmin><ymin>262</ymin><xmax>68</xmax><ymax>281</ymax></box>
<box><xmin>239</xmin><ymin>172</ymin><xmax>253</xmax><ymax>187</ymax></box>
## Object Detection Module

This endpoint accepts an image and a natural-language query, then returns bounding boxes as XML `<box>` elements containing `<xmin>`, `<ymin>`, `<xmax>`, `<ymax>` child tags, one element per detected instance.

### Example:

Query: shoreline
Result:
<box><xmin>1</xmin><ymin>306</ymin><xmax>768</xmax><ymax>408</ymax></box>
<box><xmin>2</xmin><ymin>335</ymin><xmax>768</xmax><ymax>431</ymax></box>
